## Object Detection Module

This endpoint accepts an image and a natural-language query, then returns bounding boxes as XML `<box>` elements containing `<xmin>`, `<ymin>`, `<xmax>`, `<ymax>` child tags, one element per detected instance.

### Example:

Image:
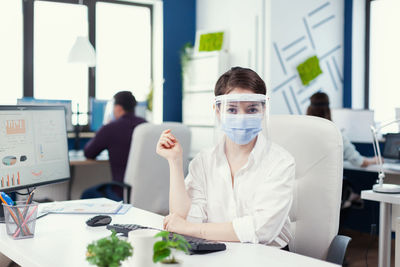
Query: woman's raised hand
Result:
<box><xmin>156</xmin><ymin>129</ymin><xmax>183</xmax><ymax>161</ymax></box>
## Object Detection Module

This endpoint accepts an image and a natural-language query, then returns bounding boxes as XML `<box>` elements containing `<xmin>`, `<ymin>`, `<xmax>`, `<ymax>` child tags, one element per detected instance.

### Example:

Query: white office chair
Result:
<box><xmin>123</xmin><ymin>122</ymin><xmax>191</xmax><ymax>215</ymax></box>
<box><xmin>269</xmin><ymin>115</ymin><xmax>350</xmax><ymax>264</ymax></box>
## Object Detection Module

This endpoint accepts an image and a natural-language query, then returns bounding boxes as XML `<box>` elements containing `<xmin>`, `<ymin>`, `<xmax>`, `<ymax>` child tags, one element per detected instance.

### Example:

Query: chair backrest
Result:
<box><xmin>269</xmin><ymin>115</ymin><xmax>343</xmax><ymax>260</ymax></box>
<box><xmin>123</xmin><ymin>122</ymin><xmax>191</xmax><ymax>215</ymax></box>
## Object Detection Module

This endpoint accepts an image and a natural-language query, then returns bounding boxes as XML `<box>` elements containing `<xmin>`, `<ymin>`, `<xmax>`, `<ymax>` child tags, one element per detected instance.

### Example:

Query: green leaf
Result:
<box><xmin>86</xmin><ymin>231</ymin><xmax>133</xmax><ymax>267</ymax></box>
<box><xmin>153</xmin><ymin>241</ymin><xmax>168</xmax><ymax>252</ymax></box>
<box><xmin>153</xmin><ymin>248</ymin><xmax>171</xmax><ymax>263</ymax></box>
<box><xmin>154</xmin><ymin>231</ymin><xmax>169</xmax><ymax>239</ymax></box>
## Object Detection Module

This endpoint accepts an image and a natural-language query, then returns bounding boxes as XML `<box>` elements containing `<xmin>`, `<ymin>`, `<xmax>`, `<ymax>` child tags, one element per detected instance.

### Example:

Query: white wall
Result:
<box><xmin>197</xmin><ymin>0</ymin><xmax>345</xmax><ymax>115</ymax></box>
<box><xmin>196</xmin><ymin>0</ymin><xmax>264</xmax><ymax>74</ymax></box>
<box><xmin>270</xmin><ymin>0</ymin><xmax>344</xmax><ymax>114</ymax></box>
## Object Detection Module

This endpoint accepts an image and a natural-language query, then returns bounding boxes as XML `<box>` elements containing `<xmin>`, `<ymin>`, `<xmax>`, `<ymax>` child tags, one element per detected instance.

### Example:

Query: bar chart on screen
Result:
<box><xmin>0</xmin><ymin>172</ymin><xmax>22</xmax><ymax>188</ymax></box>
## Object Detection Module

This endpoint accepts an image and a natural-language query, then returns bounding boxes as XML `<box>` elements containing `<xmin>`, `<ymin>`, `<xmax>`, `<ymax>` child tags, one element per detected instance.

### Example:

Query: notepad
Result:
<box><xmin>39</xmin><ymin>198</ymin><xmax>123</xmax><ymax>214</ymax></box>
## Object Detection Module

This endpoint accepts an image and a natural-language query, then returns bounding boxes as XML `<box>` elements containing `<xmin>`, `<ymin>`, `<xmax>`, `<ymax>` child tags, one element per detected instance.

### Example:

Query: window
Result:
<box><xmin>0</xmin><ymin>0</ymin><xmax>23</xmax><ymax>104</ymax></box>
<box><xmin>369</xmin><ymin>0</ymin><xmax>400</xmax><ymax>131</ymax></box>
<box><xmin>34</xmin><ymin>1</ymin><xmax>89</xmax><ymax>125</ymax></box>
<box><xmin>1</xmin><ymin>0</ymin><xmax>160</xmax><ymax>126</ymax></box>
<box><xmin>96</xmin><ymin>2</ymin><xmax>152</xmax><ymax>102</ymax></box>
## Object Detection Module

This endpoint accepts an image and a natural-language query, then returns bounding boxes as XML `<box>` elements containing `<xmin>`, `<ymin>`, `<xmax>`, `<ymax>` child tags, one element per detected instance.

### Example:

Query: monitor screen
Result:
<box><xmin>89</xmin><ymin>98</ymin><xmax>108</xmax><ymax>132</ymax></box>
<box><xmin>383</xmin><ymin>133</ymin><xmax>400</xmax><ymax>159</ymax></box>
<box><xmin>17</xmin><ymin>98</ymin><xmax>73</xmax><ymax>132</ymax></box>
<box><xmin>0</xmin><ymin>106</ymin><xmax>70</xmax><ymax>192</ymax></box>
<box><xmin>90</xmin><ymin>99</ymin><xmax>147</xmax><ymax>132</ymax></box>
<box><xmin>331</xmin><ymin>108</ymin><xmax>375</xmax><ymax>143</ymax></box>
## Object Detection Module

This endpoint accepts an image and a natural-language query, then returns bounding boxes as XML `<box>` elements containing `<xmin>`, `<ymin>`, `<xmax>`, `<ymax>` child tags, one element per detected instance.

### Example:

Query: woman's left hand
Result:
<box><xmin>163</xmin><ymin>213</ymin><xmax>190</xmax><ymax>234</ymax></box>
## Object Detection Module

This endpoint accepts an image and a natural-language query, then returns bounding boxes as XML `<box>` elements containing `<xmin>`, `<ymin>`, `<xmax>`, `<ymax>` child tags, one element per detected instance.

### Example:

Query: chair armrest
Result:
<box><xmin>98</xmin><ymin>182</ymin><xmax>132</xmax><ymax>204</ymax></box>
<box><xmin>326</xmin><ymin>235</ymin><xmax>352</xmax><ymax>265</ymax></box>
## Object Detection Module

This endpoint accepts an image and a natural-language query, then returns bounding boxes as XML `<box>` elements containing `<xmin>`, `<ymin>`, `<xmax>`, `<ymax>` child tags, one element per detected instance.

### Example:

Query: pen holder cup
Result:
<box><xmin>2</xmin><ymin>201</ymin><xmax>39</xmax><ymax>239</ymax></box>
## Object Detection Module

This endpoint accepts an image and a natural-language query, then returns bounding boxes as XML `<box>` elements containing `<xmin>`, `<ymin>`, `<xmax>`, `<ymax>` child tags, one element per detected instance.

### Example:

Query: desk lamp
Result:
<box><xmin>371</xmin><ymin>119</ymin><xmax>400</xmax><ymax>193</ymax></box>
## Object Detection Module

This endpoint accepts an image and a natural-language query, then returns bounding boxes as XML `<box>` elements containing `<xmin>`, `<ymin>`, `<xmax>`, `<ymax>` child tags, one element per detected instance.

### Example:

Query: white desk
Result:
<box><xmin>361</xmin><ymin>190</ymin><xmax>400</xmax><ymax>267</ymax></box>
<box><xmin>0</xmin><ymin>205</ymin><xmax>339</xmax><ymax>267</ymax></box>
<box><xmin>344</xmin><ymin>161</ymin><xmax>400</xmax><ymax>176</ymax></box>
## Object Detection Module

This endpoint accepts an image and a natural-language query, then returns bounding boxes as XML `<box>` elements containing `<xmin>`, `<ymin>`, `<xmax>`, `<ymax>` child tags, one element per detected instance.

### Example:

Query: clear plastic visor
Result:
<box><xmin>215</xmin><ymin>93</ymin><xmax>267</xmax><ymax>118</ymax></box>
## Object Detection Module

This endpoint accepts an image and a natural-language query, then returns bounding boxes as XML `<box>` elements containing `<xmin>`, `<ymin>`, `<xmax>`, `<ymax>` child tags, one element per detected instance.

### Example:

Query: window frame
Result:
<box><xmin>364</xmin><ymin>0</ymin><xmax>373</xmax><ymax>109</ymax></box>
<box><xmin>22</xmin><ymin>0</ymin><xmax>155</xmax><ymax>125</ymax></box>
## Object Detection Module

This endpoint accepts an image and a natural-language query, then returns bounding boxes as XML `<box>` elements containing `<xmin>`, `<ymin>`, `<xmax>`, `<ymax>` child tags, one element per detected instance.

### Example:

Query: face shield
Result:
<box><xmin>215</xmin><ymin>94</ymin><xmax>269</xmax><ymax>145</ymax></box>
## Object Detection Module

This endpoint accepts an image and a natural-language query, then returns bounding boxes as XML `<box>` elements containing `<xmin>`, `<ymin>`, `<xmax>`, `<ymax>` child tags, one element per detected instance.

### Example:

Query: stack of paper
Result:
<box><xmin>39</xmin><ymin>198</ymin><xmax>123</xmax><ymax>214</ymax></box>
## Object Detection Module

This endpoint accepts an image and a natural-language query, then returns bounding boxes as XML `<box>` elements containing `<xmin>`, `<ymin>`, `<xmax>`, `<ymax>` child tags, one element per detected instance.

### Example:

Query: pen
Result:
<box><xmin>22</xmin><ymin>190</ymin><xmax>35</xmax><ymax>217</ymax></box>
<box><xmin>0</xmin><ymin>192</ymin><xmax>14</xmax><ymax>206</ymax></box>
<box><xmin>13</xmin><ymin>205</ymin><xmax>38</xmax><ymax>238</ymax></box>
<box><xmin>14</xmin><ymin>206</ymin><xmax>30</xmax><ymax>236</ymax></box>
<box><xmin>0</xmin><ymin>192</ymin><xmax>30</xmax><ymax>236</ymax></box>
<box><xmin>0</xmin><ymin>193</ymin><xmax>21</xmax><ymax>233</ymax></box>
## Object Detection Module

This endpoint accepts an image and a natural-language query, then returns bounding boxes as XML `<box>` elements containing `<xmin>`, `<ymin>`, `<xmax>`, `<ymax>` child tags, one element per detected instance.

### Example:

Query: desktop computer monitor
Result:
<box><xmin>0</xmin><ymin>106</ymin><xmax>70</xmax><ymax>193</ymax></box>
<box><xmin>17</xmin><ymin>98</ymin><xmax>73</xmax><ymax>132</ymax></box>
<box><xmin>89</xmin><ymin>98</ymin><xmax>108</xmax><ymax>132</ymax></box>
<box><xmin>90</xmin><ymin>99</ymin><xmax>147</xmax><ymax>132</ymax></box>
<box><xmin>383</xmin><ymin>133</ymin><xmax>400</xmax><ymax>159</ymax></box>
<box><xmin>331</xmin><ymin>108</ymin><xmax>375</xmax><ymax>143</ymax></box>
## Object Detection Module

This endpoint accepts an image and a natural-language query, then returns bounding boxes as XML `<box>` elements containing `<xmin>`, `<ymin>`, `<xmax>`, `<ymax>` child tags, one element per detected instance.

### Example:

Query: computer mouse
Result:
<box><xmin>86</xmin><ymin>215</ymin><xmax>112</xmax><ymax>227</ymax></box>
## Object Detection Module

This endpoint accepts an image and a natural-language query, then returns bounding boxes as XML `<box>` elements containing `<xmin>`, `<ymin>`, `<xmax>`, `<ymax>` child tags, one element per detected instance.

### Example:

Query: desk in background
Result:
<box><xmin>361</xmin><ymin>190</ymin><xmax>400</xmax><ymax>267</ymax></box>
<box><xmin>32</xmin><ymin>150</ymin><xmax>111</xmax><ymax>202</ymax></box>
<box><xmin>0</xmin><ymin>204</ymin><xmax>339</xmax><ymax>267</ymax></box>
<box><xmin>68</xmin><ymin>150</ymin><xmax>110</xmax><ymax>200</ymax></box>
<box><xmin>342</xmin><ymin>161</ymin><xmax>400</xmax><ymax>233</ymax></box>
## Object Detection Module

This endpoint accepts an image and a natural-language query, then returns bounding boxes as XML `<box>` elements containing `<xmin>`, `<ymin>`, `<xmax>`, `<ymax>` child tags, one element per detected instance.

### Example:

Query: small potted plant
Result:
<box><xmin>153</xmin><ymin>231</ymin><xmax>191</xmax><ymax>266</ymax></box>
<box><xmin>86</xmin><ymin>230</ymin><xmax>133</xmax><ymax>267</ymax></box>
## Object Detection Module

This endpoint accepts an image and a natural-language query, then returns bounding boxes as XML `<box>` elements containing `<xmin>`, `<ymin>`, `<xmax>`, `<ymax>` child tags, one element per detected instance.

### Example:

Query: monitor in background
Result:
<box><xmin>135</xmin><ymin>101</ymin><xmax>147</xmax><ymax>119</ymax></box>
<box><xmin>90</xmin><ymin>99</ymin><xmax>148</xmax><ymax>132</ymax></box>
<box><xmin>383</xmin><ymin>133</ymin><xmax>400</xmax><ymax>159</ymax></box>
<box><xmin>89</xmin><ymin>98</ymin><xmax>108</xmax><ymax>132</ymax></box>
<box><xmin>0</xmin><ymin>106</ymin><xmax>70</xmax><ymax>193</ymax></box>
<box><xmin>17</xmin><ymin>98</ymin><xmax>73</xmax><ymax>132</ymax></box>
<box><xmin>331</xmin><ymin>108</ymin><xmax>375</xmax><ymax>143</ymax></box>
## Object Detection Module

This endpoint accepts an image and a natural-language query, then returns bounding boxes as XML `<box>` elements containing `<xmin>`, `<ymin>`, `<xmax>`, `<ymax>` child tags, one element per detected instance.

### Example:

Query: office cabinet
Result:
<box><xmin>182</xmin><ymin>51</ymin><xmax>229</xmax><ymax>157</ymax></box>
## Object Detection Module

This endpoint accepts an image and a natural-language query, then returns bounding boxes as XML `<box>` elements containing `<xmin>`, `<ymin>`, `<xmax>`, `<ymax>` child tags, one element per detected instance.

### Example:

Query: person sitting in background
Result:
<box><xmin>306</xmin><ymin>92</ymin><xmax>379</xmax><ymax>209</ymax></box>
<box><xmin>306</xmin><ymin>92</ymin><xmax>378</xmax><ymax>167</ymax></box>
<box><xmin>82</xmin><ymin>91</ymin><xmax>146</xmax><ymax>201</ymax></box>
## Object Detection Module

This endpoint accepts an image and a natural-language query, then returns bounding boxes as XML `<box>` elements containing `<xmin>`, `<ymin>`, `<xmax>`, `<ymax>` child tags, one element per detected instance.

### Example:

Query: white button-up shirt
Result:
<box><xmin>185</xmin><ymin>134</ymin><xmax>295</xmax><ymax>247</ymax></box>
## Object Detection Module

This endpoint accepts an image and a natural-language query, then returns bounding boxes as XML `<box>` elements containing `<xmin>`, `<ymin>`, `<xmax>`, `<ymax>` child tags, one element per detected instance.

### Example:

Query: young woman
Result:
<box><xmin>156</xmin><ymin>67</ymin><xmax>295</xmax><ymax>248</ymax></box>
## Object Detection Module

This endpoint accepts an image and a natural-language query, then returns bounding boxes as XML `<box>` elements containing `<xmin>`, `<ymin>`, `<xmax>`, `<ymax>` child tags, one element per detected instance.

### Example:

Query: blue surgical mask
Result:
<box><xmin>220</xmin><ymin>114</ymin><xmax>263</xmax><ymax>145</ymax></box>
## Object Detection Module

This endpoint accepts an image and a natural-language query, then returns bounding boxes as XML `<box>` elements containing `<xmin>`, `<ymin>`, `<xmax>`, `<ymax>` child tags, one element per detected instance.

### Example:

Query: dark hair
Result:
<box><xmin>306</xmin><ymin>92</ymin><xmax>331</xmax><ymax>121</ymax></box>
<box><xmin>113</xmin><ymin>91</ymin><xmax>137</xmax><ymax>113</ymax></box>
<box><xmin>214</xmin><ymin>67</ymin><xmax>266</xmax><ymax>96</ymax></box>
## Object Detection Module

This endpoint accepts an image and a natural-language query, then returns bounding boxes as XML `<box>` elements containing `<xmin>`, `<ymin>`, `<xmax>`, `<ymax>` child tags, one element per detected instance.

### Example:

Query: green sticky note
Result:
<box><xmin>297</xmin><ymin>55</ymin><xmax>322</xmax><ymax>86</ymax></box>
<box><xmin>199</xmin><ymin>32</ymin><xmax>224</xmax><ymax>52</ymax></box>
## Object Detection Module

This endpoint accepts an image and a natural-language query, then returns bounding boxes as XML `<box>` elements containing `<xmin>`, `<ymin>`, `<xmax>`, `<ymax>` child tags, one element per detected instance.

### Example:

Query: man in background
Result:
<box><xmin>82</xmin><ymin>91</ymin><xmax>146</xmax><ymax>200</ymax></box>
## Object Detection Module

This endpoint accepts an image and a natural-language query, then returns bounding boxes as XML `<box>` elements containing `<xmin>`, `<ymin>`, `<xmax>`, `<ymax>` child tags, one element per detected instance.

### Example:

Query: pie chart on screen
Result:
<box><xmin>2</xmin><ymin>156</ymin><xmax>17</xmax><ymax>166</ymax></box>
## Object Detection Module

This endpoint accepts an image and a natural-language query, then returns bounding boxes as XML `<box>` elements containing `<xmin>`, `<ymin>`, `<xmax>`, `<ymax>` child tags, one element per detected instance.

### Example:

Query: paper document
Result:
<box><xmin>39</xmin><ymin>198</ymin><xmax>123</xmax><ymax>214</ymax></box>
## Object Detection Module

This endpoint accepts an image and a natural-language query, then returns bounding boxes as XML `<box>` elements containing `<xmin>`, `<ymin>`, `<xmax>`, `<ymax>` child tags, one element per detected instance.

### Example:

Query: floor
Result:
<box><xmin>342</xmin><ymin>229</ymin><xmax>396</xmax><ymax>267</ymax></box>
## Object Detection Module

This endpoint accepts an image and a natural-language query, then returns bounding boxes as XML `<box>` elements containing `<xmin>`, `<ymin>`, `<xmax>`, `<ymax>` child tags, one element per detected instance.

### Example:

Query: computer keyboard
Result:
<box><xmin>107</xmin><ymin>223</ymin><xmax>226</xmax><ymax>254</ymax></box>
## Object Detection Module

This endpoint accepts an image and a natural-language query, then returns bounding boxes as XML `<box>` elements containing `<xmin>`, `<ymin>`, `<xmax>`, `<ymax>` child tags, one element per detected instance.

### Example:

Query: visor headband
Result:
<box><xmin>215</xmin><ymin>93</ymin><xmax>266</xmax><ymax>103</ymax></box>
